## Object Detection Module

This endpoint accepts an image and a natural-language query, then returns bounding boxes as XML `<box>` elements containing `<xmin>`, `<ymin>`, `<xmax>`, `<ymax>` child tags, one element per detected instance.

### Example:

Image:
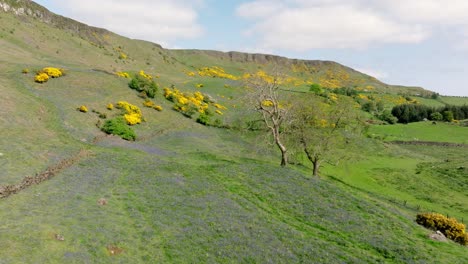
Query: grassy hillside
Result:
<box><xmin>0</xmin><ymin>2</ymin><xmax>467</xmax><ymax>263</ymax></box>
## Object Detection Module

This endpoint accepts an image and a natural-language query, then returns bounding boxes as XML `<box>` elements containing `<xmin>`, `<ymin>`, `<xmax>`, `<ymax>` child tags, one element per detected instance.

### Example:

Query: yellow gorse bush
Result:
<box><xmin>163</xmin><ymin>87</ymin><xmax>224</xmax><ymax>116</ymax></box>
<box><xmin>34</xmin><ymin>67</ymin><xmax>64</xmax><ymax>83</ymax></box>
<box><xmin>139</xmin><ymin>70</ymin><xmax>153</xmax><ymax>80</ymax></box>
<box><xmin>34</xmin><ymin>73</ymin><xmax>49</xmax><ymax>83</ymax></box>
<box><xmin>357</xmin><ymin>94</ymin><xmax>368</xmax><ymax>100</ymax></box>
<box><xmin>328</xmin><ymin>93</ymin><xmax>338</xmax><ymax>101</ymax></box>
<box><xmin>116</xmin><ymin>101</ymin><xmax>143</xmax><ymax>125</ymax></box>
<box><xmin>416</xmin><ymin>212</ymin><xmax>468</xmax><ymax>245</ymax></box>
<box><xmin>107</xmin><ymin>103</ymin><xmax>114</xmax><ymax>110</ymax></box>
<box><xmin>198</xmin><ymin>66</ymin><xmax>238</xmax><ymax>80</ymax></box>
<box><xmin>78</xmin><ymin>105</ymin><xmax>88</xmax><ymax>113</ymax></box>
<box><xmin>213</xmin><ymin>103</ymin><xmax>227</xmax><ymax>110</ymax></box>
<box><xmin>123</xmin><ymin>113</ymin><xmax>141</xmax><ymax>125</ymax></box>
<box><xmin>116</xmin><ymin>72</ymin><xmax>130</xmax><ymax>78</ymax></box>
<box><xmin>42</xmin><ymin>67</ymin><xmax>63</xmax><ymax>78</ymax></box>
<box><xmin>119</xmin><ymin>52</ymin><xmax>127</xmax><ymax>60</ymax></box>
<box><xmin>243</xmin><ymin>70</ymin><xmax>280</xmax><ymax>84</ymax></box>
<box><xmin>186</xmin><ymin>71</ymin><xmax>196</xmax><ymax>77</ymax></box>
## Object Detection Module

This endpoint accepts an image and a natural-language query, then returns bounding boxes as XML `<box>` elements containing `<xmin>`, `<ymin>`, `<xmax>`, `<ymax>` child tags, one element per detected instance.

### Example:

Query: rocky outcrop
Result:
<box><xmin>0</xmin><ymin>0</ymin><xmax>110</xmax><ymax>45</ymax></box>
<box><xmin>429</xmin><ymin>231</ymin><xmax>448</xmax><ymax>242</ymax></box>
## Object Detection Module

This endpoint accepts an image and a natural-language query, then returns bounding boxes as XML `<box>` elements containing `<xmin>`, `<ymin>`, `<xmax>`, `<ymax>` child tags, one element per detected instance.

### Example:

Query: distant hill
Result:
<box><xmin>0</xmin><ymin>0</ymin><xmax>432</xmax><ymax>96</ymax></box>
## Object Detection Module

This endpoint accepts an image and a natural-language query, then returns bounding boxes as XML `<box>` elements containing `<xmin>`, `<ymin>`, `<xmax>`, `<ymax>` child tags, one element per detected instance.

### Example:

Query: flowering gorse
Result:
<box><xmin>116</xmin><ymin>72</ymin><xmax>130</xmax><ymax>78</ymax></box>
<box><xmin>34</xmin><ymin>73</ymin><xmax>49</xmax><ymax>83</ymax></box>
<box><xmin>34</xmin><ymin>67</ymin><xmax>64</xmax><ymax>83</ymax></box>
<box><xmin>139</xmin><ymin>70</ymin><xmax>153</xmax><ymax>80</ymax></box>
<box><xmin>185</xmin><ymin>71</ymin><xmax>196</xmax><ymax>77</ymax></box>
<box><xmin>78</xmin><ymin>105</ymin><xmax>88</xmax><ymax>113</ymax></box>
<box><xmin>42</xmin><ymin>67</ymin><xmax>63</xmax><ymax>78</ymax></box>
<box><xmin>198</xmin><ymin>66</ymin><xmax>238</xmax><ymax>80</ymax></box>
<box><xmin>116</xmin><ymin>101</ymin><xmax>143</xmax><ymax>125</ymax></box>
<box><xmin>163</xmin><ymin>86</ymin><xmax>226</xmax><ymax>118</ymax></box>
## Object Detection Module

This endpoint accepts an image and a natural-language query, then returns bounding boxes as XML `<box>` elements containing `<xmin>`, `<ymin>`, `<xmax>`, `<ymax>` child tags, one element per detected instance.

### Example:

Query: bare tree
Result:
<box><xmin>245</xmin><ymin>71</ymin><xmax>290</xmax><ymax>167</ymax></box>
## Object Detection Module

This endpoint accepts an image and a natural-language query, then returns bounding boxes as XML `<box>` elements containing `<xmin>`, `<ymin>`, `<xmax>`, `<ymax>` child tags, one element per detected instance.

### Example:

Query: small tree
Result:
<box><xmin>245</xmin><ymin>71</ymin><xmax>290</xmax><ymax>167</ymax></box>
<box><xmin>290</xmin><ymin>96</ymin><xmax>364</xmax><ymax>176</ymax></box>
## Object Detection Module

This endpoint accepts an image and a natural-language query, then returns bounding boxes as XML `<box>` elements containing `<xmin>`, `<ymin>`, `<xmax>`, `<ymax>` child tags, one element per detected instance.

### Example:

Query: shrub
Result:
<box><xmin>377</xmin><ymin>110</ymin><xmax>398</xmax><ymax>124</ymax></box>
<box><xmin>78</xmin><ymin>105</ymin><xmax>88</xmax><ymax>113</ymax></box>
<box><xmin>116</xmin><ymin>101</ymin><xmax>142</xmax><ymax>125</ymax></box>
<box><xmin>153</xmin><ymin>105</ymin><xmax>163</xmax><ymax>111</ymax></box>
<box><xmin>123</xmin><ymin>113</ymin><xmax>141</xmax><ymax>125</ymax></box>
<box><xmin>34</xmin><ymin>73</ymin><xmax>49</xmax><ymax>83</ymax></box>
<box><xmin>309</xmin><ymin>83</ymin><xmax>323</xmax><ymax>94</ymax></box>
<box><xmin>42</xmin><ymin>67</ymin><xmax>63</xmax><ymax>78</ymax></box>
<box><xmin>196</xmin><ymin>113</ymin><xmax>210</xmax><ymax>125</ymax></box>
<box><xmin>119</xmin><ymin>52</ymin><xmax>127</xmax><ymax>60</ymax></box>
<box><xmin>101</xmin><ymin>117</ymin><xmax>136</xmax><ymax>141</ymax></box>
<box><xmin>107</xmin><ymin>103</ymin><xmax>114</xmax><ymax>110</ymax></box>
<box><xmin>143</xmin><ymin>100</ymin><xmax>155</xmax><ymax>108</ymax></box>
<box><xmin>443</xmin><ymin>111</ymin><xmax>454</xmax><ymax>122</ymax></box>
<box><xmin>416</xmin><ymin>213</ymin><xmax>468</xmax><ymax>245</ymax></box>
<box><xmin>213</xmin><ymin>118</ymin><xmax>223</xmax><ymax>128</ymax></box>
<box><xmin>430</xmin><ymin>112</ymin><xmax>443</xmax><ymax>121</ymax></box>
<box><xmin>22</xmin><ymin>68</ymin><xmax>29</xmax><ymax>74</ymax></box>
<box><xmin>128</xmin><ymin>74</ymin><xmax>158</xmax><ymax>98</ymax></box>
<box><xmin>116</xmin><ymin>72</ymin><xmax>130</xmax><ymax>78</ymax></box>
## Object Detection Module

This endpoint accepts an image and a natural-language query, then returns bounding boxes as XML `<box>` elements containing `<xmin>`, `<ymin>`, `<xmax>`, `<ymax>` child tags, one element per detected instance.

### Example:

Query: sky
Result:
<box><xmin>34</xmin><ymin>0</ymin><xmax>468</xmax><ymax>96</ymax></box>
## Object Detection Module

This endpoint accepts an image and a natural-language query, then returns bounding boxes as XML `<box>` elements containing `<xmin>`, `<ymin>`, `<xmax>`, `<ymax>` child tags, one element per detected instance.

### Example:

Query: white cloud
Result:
<box><xmin>378</xmin><ymin>0</ymin><xmax>468</xmax><ymax>25</ymax></box>
<box><xmin>50</xmin><ymin>0</ymin><xmax>204</xmax><ymax>46</ymax></box>
<box><xmin>236</xmin><ymin>0</ymin><xmax>468</xmax><ymax>51</ymax></box>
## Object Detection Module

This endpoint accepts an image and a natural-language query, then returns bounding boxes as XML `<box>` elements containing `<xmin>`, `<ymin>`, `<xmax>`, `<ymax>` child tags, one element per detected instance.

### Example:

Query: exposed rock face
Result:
<box><xmin>429</xmin><ymin>231</ymin><xmax>448</xmax><ymax>242</ymax></box>
<box><xmin>0</xmin><ymin>0</ymin><xmax>110</xmax><ymax>45</ymax></box>
<box><xmin>184</xmin><ymin>49</ymin><xmax>344</xmax><ymax>68</ymax></box>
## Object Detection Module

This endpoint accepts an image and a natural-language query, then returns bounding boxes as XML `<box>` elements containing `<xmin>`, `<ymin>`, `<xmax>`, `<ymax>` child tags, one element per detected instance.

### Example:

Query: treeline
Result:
<box><xmin>391</xmin><ymin>104</ymin><xmax>468</xmax><ymax>123</ymax></box>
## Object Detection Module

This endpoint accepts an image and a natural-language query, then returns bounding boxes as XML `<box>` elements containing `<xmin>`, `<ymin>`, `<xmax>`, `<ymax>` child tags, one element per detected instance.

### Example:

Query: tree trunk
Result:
<box><xmin>274</xmin><ymin>130</ymin><xmax>288</xmax><ymax>167</ymax></box>
<box><xmin>312</xmin><ymin>159</ymin><xmax>320</xmax><ymax>177</ymax></box>
<box><xmin>302</xmin><ymin>143</ymin><xmax>320</xmax><ymax>176</ymax></box>
<box><xmin>280</xmin><ymin>148</ymin><xmax>287</xmax><ymax>167</ymax></box>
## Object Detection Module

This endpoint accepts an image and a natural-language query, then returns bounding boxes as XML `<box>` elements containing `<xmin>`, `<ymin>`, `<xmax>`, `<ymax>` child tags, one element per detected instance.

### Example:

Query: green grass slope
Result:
<box><xmin>0</xmin><ymin>3</ymin><xmax>467</xmax><ymax>263</ymax></box>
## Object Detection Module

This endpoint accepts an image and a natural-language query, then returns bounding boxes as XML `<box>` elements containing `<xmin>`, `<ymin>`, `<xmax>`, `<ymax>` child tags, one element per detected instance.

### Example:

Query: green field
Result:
<box><xmin>439</xmin><ymin>96</ymin><xmax>468</xmax><ymax>106</ymax></box>
<box><xmin>368</xmin><ymin>122</ymin><xmax>468</xmax><ymax>144</ymax></box>
<box><xmin>0</xmin><ymin>5</ymin><xmax>467</xmax><ymax>263</ymax></box>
